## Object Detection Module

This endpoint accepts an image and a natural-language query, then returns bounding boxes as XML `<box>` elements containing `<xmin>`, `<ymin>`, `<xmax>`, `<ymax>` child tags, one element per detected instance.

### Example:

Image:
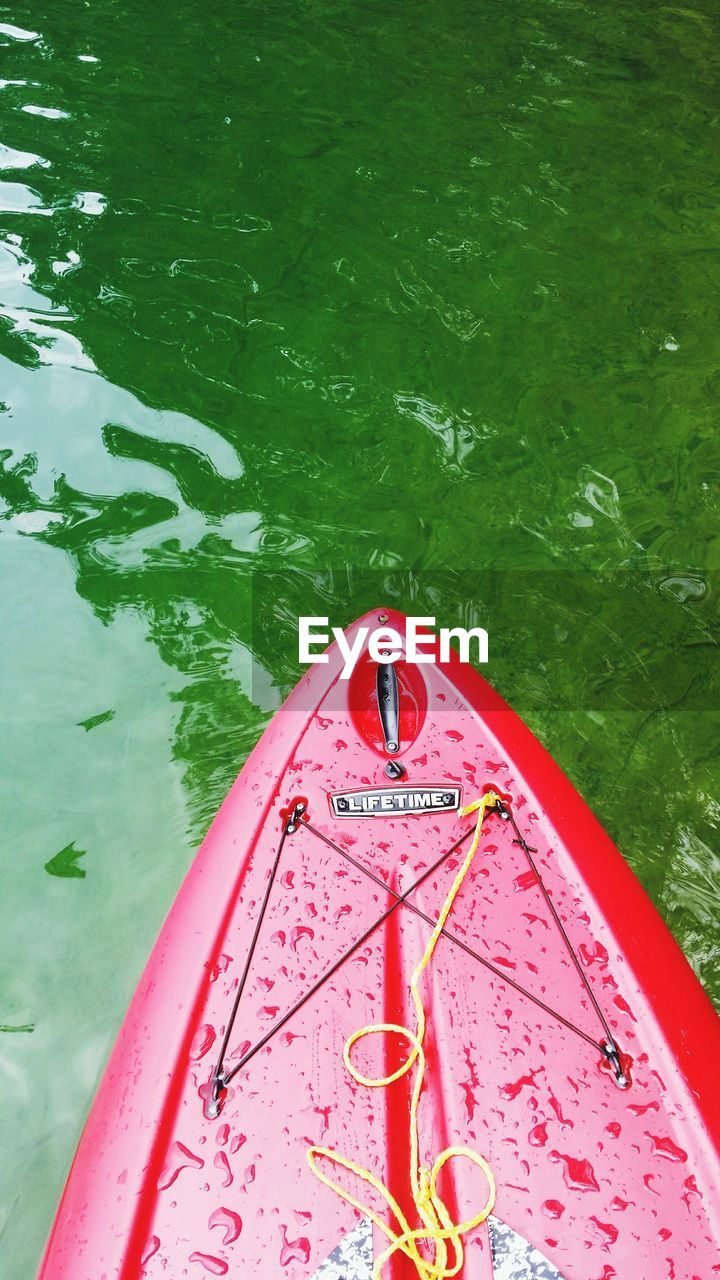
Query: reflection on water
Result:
<box><xmin>0</xmin><ymin>0</ymin><xmax>719</xmax><ymax>1272</ymax></box>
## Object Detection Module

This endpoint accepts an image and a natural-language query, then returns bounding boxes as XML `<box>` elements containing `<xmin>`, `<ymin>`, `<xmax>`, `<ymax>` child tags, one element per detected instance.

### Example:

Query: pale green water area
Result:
<box><xmin>1</xmin><ymin>1</ymin><xmax>719</xmax><ymax>1271</ymax></box>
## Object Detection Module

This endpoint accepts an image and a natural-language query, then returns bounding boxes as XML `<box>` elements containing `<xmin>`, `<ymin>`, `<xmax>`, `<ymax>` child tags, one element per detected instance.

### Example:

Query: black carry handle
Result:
<box><xmin>376</xmin><ymin>660</ymin><xmax>400</xmax><ymax>753</ymax></box>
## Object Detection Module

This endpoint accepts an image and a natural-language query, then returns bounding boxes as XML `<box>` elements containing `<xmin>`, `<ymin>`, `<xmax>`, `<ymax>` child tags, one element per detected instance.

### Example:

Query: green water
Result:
<box><xmin>1</xmin><ymin>0</ymin><xmax>719</xmax><ymax>1270</ymax></box>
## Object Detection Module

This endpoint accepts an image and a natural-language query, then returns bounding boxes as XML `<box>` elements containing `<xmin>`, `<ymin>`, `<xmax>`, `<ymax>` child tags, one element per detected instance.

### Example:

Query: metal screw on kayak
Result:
<box><xmin>378</xmin><ymin>612</ymin><xmax>389</xmax><ymax>624</ymax></box>
<box><xmin>385</xmin><ymin>760</ymin><xmax>406</xmax><ymax>780</ymax></box>
<box><xmin>496</xmin><ymin>801</ymin><xmax>511</xmax><ymax>821</ymax></box>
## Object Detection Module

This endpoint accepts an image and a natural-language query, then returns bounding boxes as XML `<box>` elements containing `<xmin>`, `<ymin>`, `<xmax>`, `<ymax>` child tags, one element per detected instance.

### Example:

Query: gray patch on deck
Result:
<box><xmin>489</xmin><ymin>1216</ymin><xmax>566</xmax><ymax>1279</ymax></box>
<box><xmin>310</xmin><ymin>1212</ymin><xmax>565</xmax><ymax>1279</ymax></box>
<box><xmin>311</xmin><ymin>1217</ymin><xmax>374</xmax><ymax>1280</ymax></box>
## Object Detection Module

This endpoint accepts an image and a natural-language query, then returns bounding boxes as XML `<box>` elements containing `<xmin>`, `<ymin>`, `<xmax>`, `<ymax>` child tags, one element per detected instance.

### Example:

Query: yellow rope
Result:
<box><xmin>308</xmin><ymin>792</ymin><xmax>500</xmax><ymax>1280</ymax></box>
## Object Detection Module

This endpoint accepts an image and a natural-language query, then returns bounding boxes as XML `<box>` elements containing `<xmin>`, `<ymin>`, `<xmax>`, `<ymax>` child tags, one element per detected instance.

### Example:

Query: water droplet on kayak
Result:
<box><xmin>157</xmin><ymin>1142</ymin><xmax>204</xmax><ymax>1191</ymax></box>
<box><xmin>542</xmin><ymin>1200</ymin><xmax>565</xmax><ymax>1219</ymax></box>
<box><xmin>209</xmin><ymin>954</ymin><xmax>231</xmax><ymax>983</ymax></box>
<box><xmin>189</xmin><ymin>1252</ymin><xmax>228</xmax><ymax>1275</ymax></box>
<box><xmin>628</xmin><ymin>1101</ymin><xmax>658</xmax><ymax>1116</ymax></box>
<box><xmin>589</xmin><ymin>1217</ymin><xmax>619</xmax><ymax>1246</ymax></box>
<box><xmin>271</xmin><ymin>930</ymin><xmax>286</xmax><ymax>946</ymax></box>
<box><xmin>501</xmin><ymin>1071</ymin><xmax>539</xmax><ymax>1100</ymax></box>
<box><xmin>529</xmin><ymin>1122</ymin><xmax>548</xmax><ymax>1147</ymax></box>
<box><xmin>522</xmin><ymin>912</ymin><xmax>549</xmax><ymax>930</ymax></box>
<box><xmin>141</xmin><ymin>1235</ymin><xmax>160</xmax><ymax>1264</ymax></box>
<box><xmin>290</xmin><ymin>925</ymin><xmax>314</xmax><ymax>951</ymax></box>
<box><xmin>314</xmin><ymin>1104</ymin><xmax>332</xmax><ymax>1133</ymax></box>
<box><xmin>213</xmin><ymin>1151</ymin><xmax>233</xmax><ymax>1187</ymax></box>
<box><xmin>230</xmin><ymin>1133</ymin><xmax>247</xmax><ymax>1154</ymax></box>
<box><xmin>281</xmin><ymin>871</ymin><xmax>295</xmax><ymax>889</ymax></box>
<box><xmin>209</xmin><ymin>1207</ymin><xmax>243</xmax><ymax>1245</ymax></box>
<box><xmin>215</xmin><ymin>1124</ymin><xmax>230</xmax><ymax>1147</ymax></box>
<box><xmin>548</xmin><ymin>1092</ymin><xmax>573</xmax><ymax>1128</ymax></box>
<box><xmin>613</xmin><ymin>994</ymin><xmax>636</xmax><ymax>1021</ymax></box>
<box><xmin>549</xmin><ymin>1150</ymin><xmax>599</xmax><ymax>1192</ymax></box>
<box><xmin>228</xmin><ymin>1038</ymin><xmax>250</xmax><ymax>1060</ymax></box>
<box><xmin>648</xmin><ymin>1133</ymin><xmax>688</xmax><ymax>1162</ymax></box>
<box><xmin>610</xmin><ymin>1196</ymin><xmax>630</xmax><ymax>1211</ymax></box>
<box><xmin>279</xmin><ymin>1225</ymin><xmax>311</xmax><ymax>1265</ymax></box>
<box><xmin>513</xmin><ymin>870</ymin><xmax>537</xmax><ymax>893</ymax></box>
<box><xmin>579</xmin><ymin>940</ymin><xmax>609</xmax><ymax>968</ymax></box>
<box><xmin>190</xmin><ymin>1024</ymin><xmax>217</xmax><ymax>1061</ymax></box>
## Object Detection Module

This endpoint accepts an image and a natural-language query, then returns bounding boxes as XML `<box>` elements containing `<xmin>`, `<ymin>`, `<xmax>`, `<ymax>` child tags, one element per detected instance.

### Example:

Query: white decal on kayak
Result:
<box><xmin>488</xmin><ymin>1216</ymin><xmax>566</xmax><ymax>1280</ymax></box>
<box><xmin>311</xmin><ymin>1217</ymin><xmax>373</xmax><ymax>1280</ymax></box>
<box><xmin>330</xmin><ymin>786</ymin><xmax>462</xmax><ymax>818</ymax></box>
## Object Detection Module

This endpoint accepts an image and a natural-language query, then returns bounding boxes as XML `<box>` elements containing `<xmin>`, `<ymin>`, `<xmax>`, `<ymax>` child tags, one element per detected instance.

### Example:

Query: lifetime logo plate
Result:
<box><xmin>330</xmin><ymin>786</ymin><xmax>462</xmax><ymax>818</ymax></box>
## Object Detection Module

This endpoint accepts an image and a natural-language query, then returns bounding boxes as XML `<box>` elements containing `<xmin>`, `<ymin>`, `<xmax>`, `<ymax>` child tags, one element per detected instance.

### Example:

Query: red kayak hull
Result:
<box><xmin>39</xmin><ymin>609</ymin><xmax>720</xmax><ymax>1280</ymax></box>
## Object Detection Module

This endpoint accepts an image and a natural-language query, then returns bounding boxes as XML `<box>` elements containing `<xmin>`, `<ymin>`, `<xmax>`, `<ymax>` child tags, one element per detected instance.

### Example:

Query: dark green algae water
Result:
<box><xmin>1</xmin><ymin>0</ymin><xmax>719</xmax><ymax>1271</ymax></box>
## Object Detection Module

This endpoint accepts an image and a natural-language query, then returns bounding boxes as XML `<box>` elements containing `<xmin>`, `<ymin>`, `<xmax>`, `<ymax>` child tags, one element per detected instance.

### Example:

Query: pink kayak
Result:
<box><xmin>39</xmin><ymin>609</ymin><xmax>720</xmax><ymax>1280</ymax></box>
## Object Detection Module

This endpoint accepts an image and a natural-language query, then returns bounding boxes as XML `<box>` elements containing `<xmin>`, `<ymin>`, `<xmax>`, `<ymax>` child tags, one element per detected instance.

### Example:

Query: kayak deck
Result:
<box><xmin>39</xmin><ymin>610</ymin><xmax>720</xmax><ymax>1280</ymax></box>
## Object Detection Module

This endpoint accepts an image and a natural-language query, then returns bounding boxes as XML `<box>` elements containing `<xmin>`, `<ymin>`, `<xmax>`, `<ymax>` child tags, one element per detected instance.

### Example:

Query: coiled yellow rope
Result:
<box><xmin>308</xmin><ymin>792</ymin><xmax>499</xmax><ymax>1280</ymax></box>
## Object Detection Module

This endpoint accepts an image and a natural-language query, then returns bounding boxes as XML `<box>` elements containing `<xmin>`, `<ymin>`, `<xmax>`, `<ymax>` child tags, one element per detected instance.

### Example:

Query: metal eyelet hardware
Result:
<box><xmin>285</xmin><ymin>799</ymin><xmax>306</xmax><ymax>835</ymax></box>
